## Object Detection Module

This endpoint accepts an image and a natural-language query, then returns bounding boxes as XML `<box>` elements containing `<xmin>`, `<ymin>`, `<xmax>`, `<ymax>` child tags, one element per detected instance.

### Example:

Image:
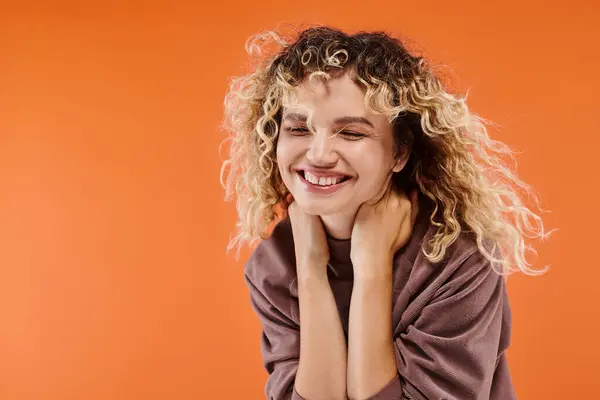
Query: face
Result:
<box><xmin>276</xmin><ymin>70</ymin><xmax>406</xmax><ymax>218</ymax></box>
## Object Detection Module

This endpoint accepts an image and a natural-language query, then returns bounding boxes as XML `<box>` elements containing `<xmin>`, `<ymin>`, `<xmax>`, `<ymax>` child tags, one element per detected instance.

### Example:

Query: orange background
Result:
<box><xmin>0</xmin><ymin>1</ymin><xmax>598</xmax><ymax>399</ymax></box>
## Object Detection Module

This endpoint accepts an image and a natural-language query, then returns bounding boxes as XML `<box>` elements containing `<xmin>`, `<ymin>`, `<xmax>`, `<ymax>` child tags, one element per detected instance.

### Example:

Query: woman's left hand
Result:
<box><xmin>350</xmin><ymin>185</ymin><xmax>420</xmax><ymax>275</ymax></box>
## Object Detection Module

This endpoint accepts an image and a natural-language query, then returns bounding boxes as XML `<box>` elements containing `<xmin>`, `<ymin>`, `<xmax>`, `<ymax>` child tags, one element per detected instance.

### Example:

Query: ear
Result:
<box><xmin>392</xmin><ymin>149</ymin><xmax>410</xmax><ymax>173</ymax></box>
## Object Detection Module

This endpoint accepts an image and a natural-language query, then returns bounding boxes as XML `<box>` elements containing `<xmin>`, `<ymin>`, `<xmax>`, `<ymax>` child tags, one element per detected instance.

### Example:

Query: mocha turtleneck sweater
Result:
<box><xmin>244</xmin><ymin>199</ymin><xmax>516</xmax><ymax>399</ymax></box>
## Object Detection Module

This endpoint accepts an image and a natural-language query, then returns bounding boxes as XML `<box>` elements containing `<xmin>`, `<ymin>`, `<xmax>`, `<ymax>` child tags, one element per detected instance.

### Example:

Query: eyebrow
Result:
<box><xmin>282</xmin><ymin>112</ymin><xmax>375</xmax><ymax>129</ymax></box>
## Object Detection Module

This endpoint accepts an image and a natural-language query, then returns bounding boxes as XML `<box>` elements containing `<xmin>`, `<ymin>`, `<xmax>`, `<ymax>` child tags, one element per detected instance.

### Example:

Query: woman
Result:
<box><xmin>221</xmin><ymin>25</ymin><xmax>549</xmax><ymax>400</ymax></box>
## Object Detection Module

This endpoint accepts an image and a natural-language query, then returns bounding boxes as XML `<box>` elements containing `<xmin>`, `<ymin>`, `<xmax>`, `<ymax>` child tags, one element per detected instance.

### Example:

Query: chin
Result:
<box><xmin>292</xmin><ymin>196</ymin><xmax>348</xmax><ymax>216</ymax></box>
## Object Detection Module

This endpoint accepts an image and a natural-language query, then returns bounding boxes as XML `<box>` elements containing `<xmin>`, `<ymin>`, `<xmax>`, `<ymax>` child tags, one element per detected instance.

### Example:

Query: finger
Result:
<box><xmin>285</xmin><ymin>193</ymin><xmax>295</xmax><ymax>207</ymax></box>
<box><xmin>287</xmin><ymin>198</ymin><xmax>301</xmax><ymax>221</ymax></box>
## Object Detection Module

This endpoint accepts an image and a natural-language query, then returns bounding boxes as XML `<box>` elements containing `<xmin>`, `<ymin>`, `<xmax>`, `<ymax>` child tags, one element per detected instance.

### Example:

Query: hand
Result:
<box><xmin>287</xmin><ymin>201</ymin><xmax>330</xmax><ymax>279</ymax></box>
<box><xmin>350</xmin><ymin>185</ymin><xmax>420</xmax><ymax>272</ymax></box>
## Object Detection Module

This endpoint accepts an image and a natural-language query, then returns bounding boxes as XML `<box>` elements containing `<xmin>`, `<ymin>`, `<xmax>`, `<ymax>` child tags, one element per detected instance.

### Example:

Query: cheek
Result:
<box><xmin>275</xmin><ymin>139</ymin><xmax>298</xmax><ymax>186</ymax></box>
<box><xmin>276</xmin><ymin>136</ymin><xmax>295</xmax><ymax>165</ymax></box>
<box><xmin>275</xmin><ymin>140</ymin><xmax>289</xmax><ymax>171</ymax></box>
<box><xmin>353</xmin><ymin>155</ymin><xmax>395</xmax><ymax>195</ymax></box>
<box><xmin>351</xmin><ymin>145</ymin><xmax>393</xmax><ymax>176</ymax></box>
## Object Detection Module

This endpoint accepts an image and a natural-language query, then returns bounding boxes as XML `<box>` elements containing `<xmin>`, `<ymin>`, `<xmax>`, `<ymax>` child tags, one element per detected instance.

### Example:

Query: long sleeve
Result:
<box><xmin>364</xmin><ymin>375</ymin><xmax>404</xmax><ymax>399</ymax></box>
<box><xmin>245</xmin><ymin>272</ymin><xmax>305</xmax><ymax>400</ymax></box>
<box><xmin>242</xmin><ymin>213</ymin><xmax>515</xmax><ymax>400</ymax></box>
<box><xmin>388</xmin><ymin>250</ymin><xmax>514</xmax><ymax>400</ymax></box>
<box><xmin>351</xmin><ymin>248</ymin><xmax>511</xmax><ymax>400</ymax></box>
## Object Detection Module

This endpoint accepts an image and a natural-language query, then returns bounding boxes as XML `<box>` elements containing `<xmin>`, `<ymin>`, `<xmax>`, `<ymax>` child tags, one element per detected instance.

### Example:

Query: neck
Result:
<box><xmin>320</xmin><ymin>209</ymin><xmax>358</xmax><ymax>240</ymax></box>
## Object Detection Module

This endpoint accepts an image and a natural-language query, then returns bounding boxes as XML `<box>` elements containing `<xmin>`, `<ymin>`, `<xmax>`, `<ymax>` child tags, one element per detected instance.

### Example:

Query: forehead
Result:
<box><xmin>281</xmin><ymin>71</ymin><xmax>370</xmax><ymax>119</ymax></box>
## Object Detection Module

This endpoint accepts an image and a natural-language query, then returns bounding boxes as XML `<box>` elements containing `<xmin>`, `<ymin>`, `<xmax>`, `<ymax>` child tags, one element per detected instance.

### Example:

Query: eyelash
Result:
<box><xmin>285</xmin><ymin>127</ymin><xmax>365</xmax><ymax>140</ymax></box>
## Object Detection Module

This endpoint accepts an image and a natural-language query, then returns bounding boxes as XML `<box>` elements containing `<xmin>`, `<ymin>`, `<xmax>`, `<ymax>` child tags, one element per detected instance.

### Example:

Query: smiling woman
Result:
<box><xmin>220</xmin><ymin>25</ymin><xmax>550</xmax><ymax>400</ymax></box>
<box><xmin>275</xmin><ymin>72</ymin><xmax>405</xmax><ymax>239</ymax></box>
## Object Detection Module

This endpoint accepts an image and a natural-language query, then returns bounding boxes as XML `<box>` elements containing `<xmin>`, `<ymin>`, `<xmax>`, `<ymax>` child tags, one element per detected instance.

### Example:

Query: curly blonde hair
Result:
<box><xmin>220</xmin><ymin>25</ymin><xmax>552</xmax><ymax>275</ymax></box>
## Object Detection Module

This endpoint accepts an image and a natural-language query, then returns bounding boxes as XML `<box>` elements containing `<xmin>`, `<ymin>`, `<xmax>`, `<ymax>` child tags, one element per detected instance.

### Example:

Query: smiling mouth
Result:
<box><xmin>298</xmin><ymin>170</ymin><xmax>352</xmax><ymax>187</ymax></box>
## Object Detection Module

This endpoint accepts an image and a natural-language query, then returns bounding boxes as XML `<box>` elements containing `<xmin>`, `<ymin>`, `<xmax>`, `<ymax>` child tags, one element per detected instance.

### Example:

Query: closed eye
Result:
<box><xmin>284</xmin><ymin>127</ymin><xmax>366</xmax><ymax>140</ymax></box>
<box><xmin>285</xmin><ymin>127</ymin><xmax>310</xmax><ymax>135</ymax></box>
<box><xmin>338</xmin><ymin>131</ymin><xmax>365</xmax><ymax>140</ymax></box>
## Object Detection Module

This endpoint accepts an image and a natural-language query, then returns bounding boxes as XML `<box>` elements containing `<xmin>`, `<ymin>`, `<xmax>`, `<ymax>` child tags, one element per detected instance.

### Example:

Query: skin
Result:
<box><xmin>277</xmin><ymin>70</ymin><xmax>405</xmax><ymax>239</ymax></box>
<box><xmin>278</xmin><ymin>70</ymin><xmax>419</xmax><ymax>399</ymax></box>
<box><xmin>347</xmin><ymin>186</ymin><xmax>419</xmax><ymax>399</ymax></box>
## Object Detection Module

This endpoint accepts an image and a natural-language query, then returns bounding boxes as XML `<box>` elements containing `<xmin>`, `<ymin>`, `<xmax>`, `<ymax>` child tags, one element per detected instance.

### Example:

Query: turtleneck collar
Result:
<box><xmin>325</xmin><ymin>195</ymin><xmax>436</xmax><ymax>281</ymax></box>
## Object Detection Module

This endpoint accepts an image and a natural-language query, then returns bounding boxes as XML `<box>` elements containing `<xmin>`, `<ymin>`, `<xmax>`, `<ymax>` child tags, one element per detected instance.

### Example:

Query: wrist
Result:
<box><xmin>296</xmin><ymin>261</ymin><xmax>329</xmax><ymax>285</ymax></box>
<box><xmin>350</xmin><ymin>249</ymin><xmax>393</xmax><ymax>267</ymax></box>
<box><xmin>350</xmin><ymin>254</ymin><xmax>394</xmax><ymax>282</ymax></box>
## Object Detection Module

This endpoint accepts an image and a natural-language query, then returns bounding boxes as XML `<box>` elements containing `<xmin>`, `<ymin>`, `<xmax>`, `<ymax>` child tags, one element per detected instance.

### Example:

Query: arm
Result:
<box><xmin>295</xmin><ymin>267</ymin><xmax>348</xmax><ymax>400</ymax></box>
<box><xmin>346</xmin><ymin>256</ymin><xmax>399</xmax><ymax>400</ymax></box>
<box><xmin>244</xmin><ymin>272</ymin><xmax>301</xmax><ymax>400</ymax></box>
<box><xmin>346</xmin><ymin>249</ymin><xmax>511</xmax><ymax>400</ymax></box>
<box><xmin>245</xmin><ymin>266</ymin><xmax>347</xmax><ymax>400</ymax></box>
<box><xmin>284</xmin><ymin>202</ymin><xmax>348</xmax><ymax>399</ymax></box>
<box><xmin>393</xmin><ymin>251</ymin><xmax>510</xmax><ymax>400</ymax></box>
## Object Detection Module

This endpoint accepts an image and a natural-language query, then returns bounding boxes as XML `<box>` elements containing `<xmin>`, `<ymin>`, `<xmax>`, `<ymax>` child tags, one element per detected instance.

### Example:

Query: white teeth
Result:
<box><xmin>304</xmin><ymin>171</ymin><xmax>344</xmax><ymax>186</ymax></box>
<box><xmin>306</xmin><ymin>172</ymin><xmax>318</xmax><ymax>184</ymax></box>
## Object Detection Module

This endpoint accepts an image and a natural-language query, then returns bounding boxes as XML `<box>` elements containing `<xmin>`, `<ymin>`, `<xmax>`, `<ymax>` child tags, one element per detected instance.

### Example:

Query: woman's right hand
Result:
<box><xmin>286</xmin><ymin>201</ymin><xmax>348</xmax><ymax>400</ymax></box>
<box><xmin>287</xmin><ymin>201</ymin><xmax>330</xmax><ymax>279</ymax></box>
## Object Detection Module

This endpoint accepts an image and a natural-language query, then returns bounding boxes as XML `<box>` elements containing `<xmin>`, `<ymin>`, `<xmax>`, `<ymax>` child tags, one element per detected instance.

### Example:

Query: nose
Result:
<box><xmin>305</xmin><ymin>131</ymin><xmax>338</xmax><ymax>166</ymax></box>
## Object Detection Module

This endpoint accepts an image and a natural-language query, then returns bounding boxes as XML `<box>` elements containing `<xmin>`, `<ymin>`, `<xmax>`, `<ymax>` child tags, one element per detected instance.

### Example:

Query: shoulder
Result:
<box><xmin>438</xmin><ymin>232</ymin><xmax>500</xmax><ymax>295</ymax></box>
<box><xmin>244</xmin><ymin>217</ymin><xmax>297</xmax><ymax>298</ymax></box>
<box><xmin>403</xmin><ymin>213</ymin><xmax>502</xmax><ymax>299</ymax></box>
<box><xmin>397</xmin><ymin>219</ymin><xmax>508</xmax><ymax>331</ymax></box>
